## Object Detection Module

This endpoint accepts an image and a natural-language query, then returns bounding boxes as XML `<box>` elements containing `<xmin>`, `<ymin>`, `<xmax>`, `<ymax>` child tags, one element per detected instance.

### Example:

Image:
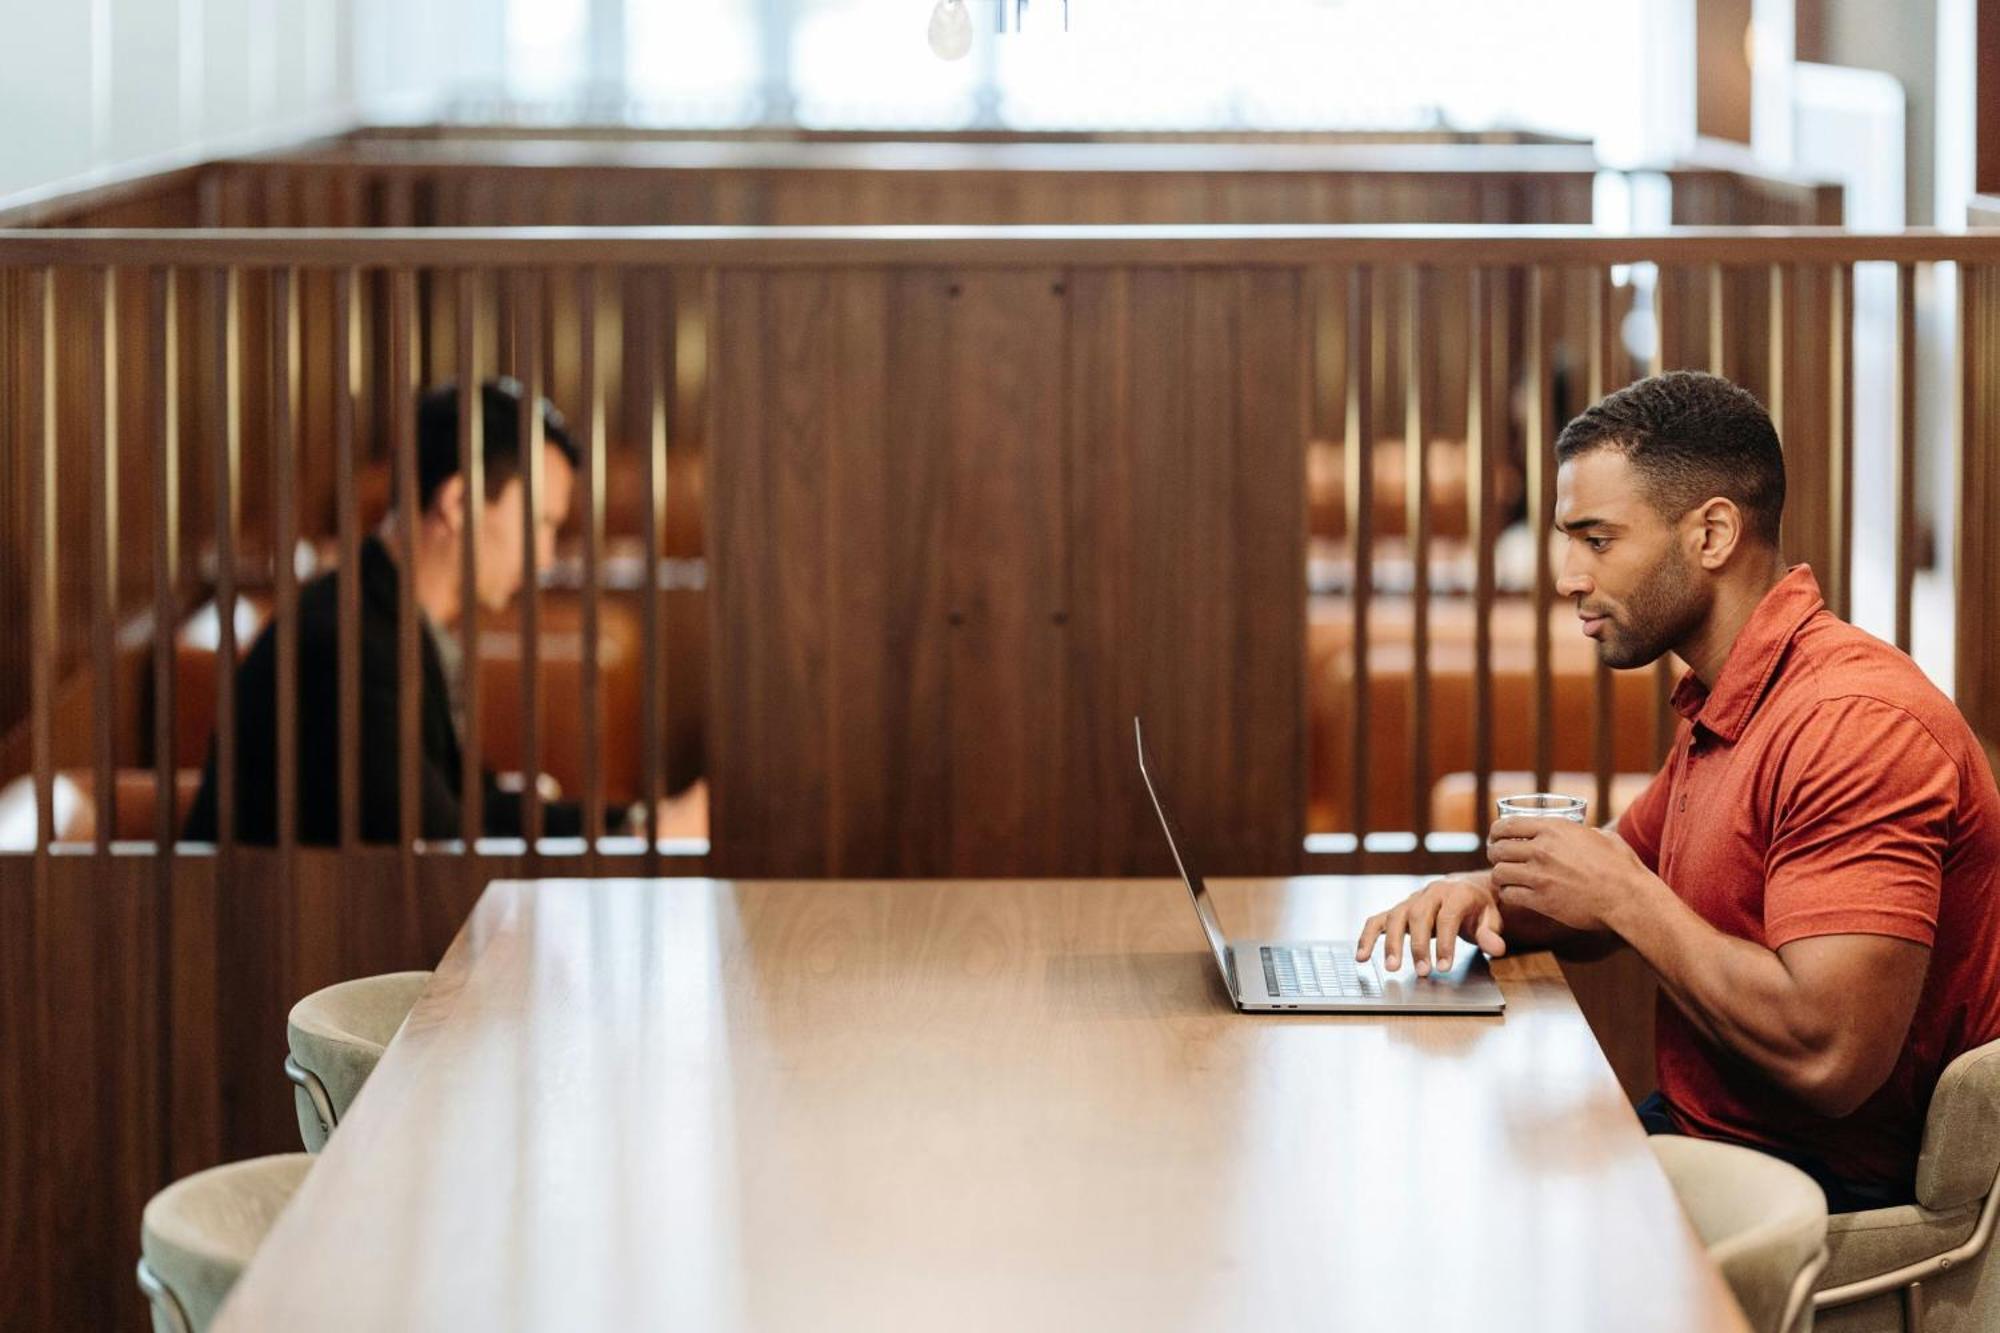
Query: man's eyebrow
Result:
<box><xmin>1559</xmin><ymin>516</ymin><xmax>1620</xmax><ymax>534</ymax></box>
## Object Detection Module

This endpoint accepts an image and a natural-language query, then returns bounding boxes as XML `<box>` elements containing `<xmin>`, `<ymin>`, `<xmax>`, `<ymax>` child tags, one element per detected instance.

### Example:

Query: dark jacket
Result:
<box><xmin>183</xmin><ymin>535</ymin><xmax>584</xmax><ymax>844</ymax></box>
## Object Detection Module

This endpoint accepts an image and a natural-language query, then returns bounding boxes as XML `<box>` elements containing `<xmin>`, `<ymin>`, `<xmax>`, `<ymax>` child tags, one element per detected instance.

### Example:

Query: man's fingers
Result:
<box><xmin>1434</xmin><ymin>899</ymin><xmax>1466</xmax><ymax>971</ymax></box>
<box><xmin>1485</xmin><ymin>837</ymin><xmax>1536</xmax><ymax>863</ymax></box>
<box><xmin>1491</xmin><ymin>859</ymin><xmax>1533</xmax><ymax>890</ymax></box>
<box><xmin>1355</xmin><ymin>913</ymin><xmax>1385</xmax><ymax>962</ymax></box>
<box><xmin>1383</xmin><ymin>904</ymin><xmax>1410</xmax><ymax>972</ymax></box>
<box><xmin>1474</xmin><ymin>902</ymin><xmax>1506</xmax><ymax>957</ymax></box>
<box><xmin>1408</xmin><ymin>893</ymin><xmax>1441</xmax><ymax>977</ymax></box>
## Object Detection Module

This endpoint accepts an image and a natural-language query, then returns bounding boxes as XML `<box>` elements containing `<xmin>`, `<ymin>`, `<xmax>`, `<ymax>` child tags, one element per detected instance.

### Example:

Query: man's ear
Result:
<box><xmin>431</xmin><ymin>474</ymin><xmax>467</xmax><ymax>535</ymax></box>
<box><xmin>1690</xmin><ymin>496</ymin><xmax>1744</xmax><ymax>570</ymax></box>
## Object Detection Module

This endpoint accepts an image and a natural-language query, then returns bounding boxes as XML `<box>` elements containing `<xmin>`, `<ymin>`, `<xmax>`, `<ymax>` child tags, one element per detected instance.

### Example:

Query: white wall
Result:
<box><xmin>1812</xmin><ymin>0</ymin><xmax>1937</xmax><ymax>224</ymax></box>
<box><xmin>0</xmin><ymin>0</ymin><xmax>504</xmax><ymax>202</ymax></box>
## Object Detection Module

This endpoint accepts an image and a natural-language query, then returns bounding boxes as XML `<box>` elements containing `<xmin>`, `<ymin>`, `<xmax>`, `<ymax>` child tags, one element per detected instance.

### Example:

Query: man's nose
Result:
<box><xmin>1555</xmin><ymin>555</ymin><xmax>1592</xmax><ymax>600</ymax></box>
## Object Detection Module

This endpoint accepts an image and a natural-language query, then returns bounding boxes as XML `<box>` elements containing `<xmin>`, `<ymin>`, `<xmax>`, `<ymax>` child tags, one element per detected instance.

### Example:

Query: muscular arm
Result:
<box><xmin>1489</xmin><ymin>809</ymin><xmax>1937</xmax><ymax>1119</ymax></box>
<box><xmin>1607</xmin><ymin>881</ymin><xmax>1930</xmax><ymax>1117</ymax></box>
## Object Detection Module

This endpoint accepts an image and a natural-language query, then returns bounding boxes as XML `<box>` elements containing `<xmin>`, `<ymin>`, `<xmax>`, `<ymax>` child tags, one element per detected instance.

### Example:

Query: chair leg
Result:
<box><xmin>283</xmin><ymin>1054</ymin><xmax>337</xmax><ymax>1144</ymax></box>
<box><xmin>1905</xmin><ymin>1279</ymin><xmax>1923</xmax><ymax>1333</ymax></box>
<box><xmin>136</xmin><ymin>1257</ymin><xmax>193</xmax><ymax>1333</ymax></box>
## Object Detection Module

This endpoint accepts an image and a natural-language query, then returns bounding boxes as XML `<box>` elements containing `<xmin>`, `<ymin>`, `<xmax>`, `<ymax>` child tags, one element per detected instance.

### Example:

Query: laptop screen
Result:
<box><xmin>1133</xmin><ymin>718</ymin><xmax>1237</xmax><ymax>994</ymax></box>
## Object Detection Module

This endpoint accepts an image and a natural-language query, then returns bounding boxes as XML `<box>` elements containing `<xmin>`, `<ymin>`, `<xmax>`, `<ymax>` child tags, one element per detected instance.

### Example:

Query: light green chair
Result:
<box><xmin>136</xmin><ymin>1153</ymin><xmax>312</xmax><ymax>1333</ymax></box>
<box><xmin>1651</xmin><ymin>1135</ymin><xmax>1830</xmax><ymax>1333</ymax></box>
<box><xmin>1815</xmin><ymin>1039</ymin><xmax>2000</xmax><ymax>1333</ymax></box>
<box><xmin>283</xmin><ymin>970</ymin><xmax>431</xmax><ymax>1152</ymax></box>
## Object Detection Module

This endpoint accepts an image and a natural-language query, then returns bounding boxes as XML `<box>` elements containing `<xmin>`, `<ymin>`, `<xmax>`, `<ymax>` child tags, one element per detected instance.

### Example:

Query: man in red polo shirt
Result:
<box><xmin>1355</xmin><ymin>370</ymin><xmax>2000</xmax><ymax>1210</ymax></box>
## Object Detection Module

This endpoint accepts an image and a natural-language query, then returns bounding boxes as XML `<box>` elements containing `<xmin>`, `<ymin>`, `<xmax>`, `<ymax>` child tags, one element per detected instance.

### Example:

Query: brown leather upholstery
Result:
<box><xmin>174</xmin><ymin>587</ymin><xmax>655</xmax><ymax>808</ymax></box>
<box><xmin>1309</xmin><ymin>594</ymin><xmax>1670</xmax><ymax>832</ymax></box>
<box><xmin>1307</xmin><ymin>438</ymin><xmax>1524</xmax><ymax>541</ymax></box>
<box><xmin>0</xmin><ymin>768</ymin><xmax>205</xmax><ymax>847</ymax></box>
<box><xmin>474</xmin><ymin>594</ymin><xmax>647</xmax><ymax>805</ymax></box>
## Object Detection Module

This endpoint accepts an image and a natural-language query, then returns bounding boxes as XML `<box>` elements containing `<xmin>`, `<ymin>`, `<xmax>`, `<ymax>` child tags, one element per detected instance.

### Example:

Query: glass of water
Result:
<box><xmin>1495</xmin><ymin>793</ymin><xmax>1588</xmax><ymax>823</ymax></box>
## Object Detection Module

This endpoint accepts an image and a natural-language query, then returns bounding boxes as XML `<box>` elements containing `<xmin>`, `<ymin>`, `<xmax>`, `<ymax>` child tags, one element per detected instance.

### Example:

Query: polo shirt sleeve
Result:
<box><xmin>1614</xmin><ymin>754</ymin><xmax>1675</xmax><ymax>873</ymax></box>
<box><xmin>1763</xmin><ymin>696</ymin><xmax>1957</xmax><ymax>950</ymax></box>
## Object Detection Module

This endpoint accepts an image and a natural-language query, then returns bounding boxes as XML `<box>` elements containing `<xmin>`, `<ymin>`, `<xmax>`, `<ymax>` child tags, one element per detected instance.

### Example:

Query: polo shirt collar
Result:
<box><xmin>1668</xmin><ymin>564</ymin><xmax>1825</xmax><ymax>743</ymax></box>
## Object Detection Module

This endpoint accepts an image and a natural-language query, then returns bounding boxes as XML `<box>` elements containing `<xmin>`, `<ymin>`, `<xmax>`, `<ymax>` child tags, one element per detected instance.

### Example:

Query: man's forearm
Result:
<box><xmin>1605</xmin><ymin>877</ymin><xmax>1841</xmax><ymax>1104</ymax></box>
<box><xmin>1503</xmin><ymin>903</ymin><xmax>1622</xmax><ymax>959</ymax></box>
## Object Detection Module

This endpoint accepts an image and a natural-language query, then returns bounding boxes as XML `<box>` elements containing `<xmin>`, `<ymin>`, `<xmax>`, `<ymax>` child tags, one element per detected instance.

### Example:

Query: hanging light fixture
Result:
<box><xmin>927</xmin><ymin>0</ymin><xmax>973</xmax><ymax>60</ymax></box>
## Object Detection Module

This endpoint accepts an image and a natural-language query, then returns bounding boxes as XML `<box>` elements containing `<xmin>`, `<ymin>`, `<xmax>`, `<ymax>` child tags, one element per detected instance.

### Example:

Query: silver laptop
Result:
<box><xmin>1135</xmin><ymin>718</ymin><xmax>1505</xmax><ymax>1014</ymax></box>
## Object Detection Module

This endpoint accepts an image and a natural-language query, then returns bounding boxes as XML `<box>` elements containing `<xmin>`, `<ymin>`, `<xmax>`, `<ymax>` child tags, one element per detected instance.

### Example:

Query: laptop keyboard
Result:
<box><xmin>1261</xmin><ymin>945</ymin><xmax>1380</xmax><ymax>1000</ymax></box>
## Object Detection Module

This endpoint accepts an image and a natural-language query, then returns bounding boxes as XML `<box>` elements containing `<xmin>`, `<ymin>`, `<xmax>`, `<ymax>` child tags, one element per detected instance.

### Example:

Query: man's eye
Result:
<box><xmin>1586</xmin><ymin>537</ymin><xmax>1611</xmax><ymax>553</ymax></box>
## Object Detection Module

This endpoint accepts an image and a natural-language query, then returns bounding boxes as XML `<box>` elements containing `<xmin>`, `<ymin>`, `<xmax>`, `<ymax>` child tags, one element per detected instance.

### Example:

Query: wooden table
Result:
<box><xmin>216</xmin><ymin>877</ymin><xmax>1747</xmax><ymax>1331</ymax></box>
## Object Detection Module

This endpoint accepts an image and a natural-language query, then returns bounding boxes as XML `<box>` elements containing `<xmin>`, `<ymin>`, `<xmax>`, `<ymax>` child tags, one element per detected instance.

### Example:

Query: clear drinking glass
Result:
<box><xmin>1495</xmin><ymin>793</ymin><xmax>1588</xmax><ymax>823</ymax></box>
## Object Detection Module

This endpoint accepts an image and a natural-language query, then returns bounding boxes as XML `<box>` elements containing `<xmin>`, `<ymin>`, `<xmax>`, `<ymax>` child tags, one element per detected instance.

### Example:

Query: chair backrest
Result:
<box><xmin>1916</xmin><ymin>1037</ymin><xmax>2000</xmax><ymax>1213</ymax></box>
<box><xmin>285</xmin><ymin>971</ymin><xmax>433</xmax><ymax>1124</ymax></box>
<box><xmin>1651</xmin><ymin>1136</ymin><xmax>1829</xmax><ymax>1333</ymax></box>
<box><xmin>138</xmin><ymin>1154</ymin><xmax>312</xmax><ymax>1333</ymax></box>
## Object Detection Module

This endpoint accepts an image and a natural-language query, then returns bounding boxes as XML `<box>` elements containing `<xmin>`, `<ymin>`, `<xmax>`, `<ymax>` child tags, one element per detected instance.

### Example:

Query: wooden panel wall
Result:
<box><xmin>708</xmin><ymin>265</ymin><xmax>1306</xmax><ymax>878</ymax></box>
<box><xmin>1961</xmin><ymin>262</ymin><xmax>2000</xmax><ymax>748</ymax></box>
<box><xmin>0</xmin><ymin>845</ymin><xmax>700</xmax><ymax>1330</ymax></box>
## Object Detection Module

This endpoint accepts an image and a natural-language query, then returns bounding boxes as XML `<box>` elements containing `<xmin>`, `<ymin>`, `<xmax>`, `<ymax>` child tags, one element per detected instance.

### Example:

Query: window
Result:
<box><xmin>791</xmin><ymin>0</ymin><xmax>983</xmax><ymax>127</ymax></box>
<box><xmin>499</xmin><ymin>0</ymin><xmax>1648</xmax><ymax>152</ymax></box>
<box><xmin>627</xmin><ymin>1</ymin><xmax>762</xmax><ymax>123</ymax></box>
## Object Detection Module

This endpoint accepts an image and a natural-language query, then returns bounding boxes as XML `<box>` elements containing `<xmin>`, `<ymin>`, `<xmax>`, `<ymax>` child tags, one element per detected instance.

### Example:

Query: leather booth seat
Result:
<box><xmin>1307</xmin><ymin>437</ymin><xmax>1524</xmax><ymax>542</ymax></box>
<box><xmin>0</xmin><ymin>768</ymin><xmax>204</xmax><ymax>849</ymax></box>
<box><xmin>1310</xmin><ymin>594</ymin><xmax>1669</xmax><ymax>833</ymax></box>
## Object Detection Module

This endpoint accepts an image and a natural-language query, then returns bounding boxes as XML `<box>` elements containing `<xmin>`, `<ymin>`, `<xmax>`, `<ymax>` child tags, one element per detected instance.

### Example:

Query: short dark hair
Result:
<box><xmin>1553</xmin><ymin>371</ymin><xmax>1786</xmax><ymax>547</ymax></box>
<box><xmin>417</xmin><ymin>377</ymin><xmax>579</xmax><ymax>513</ymax></box>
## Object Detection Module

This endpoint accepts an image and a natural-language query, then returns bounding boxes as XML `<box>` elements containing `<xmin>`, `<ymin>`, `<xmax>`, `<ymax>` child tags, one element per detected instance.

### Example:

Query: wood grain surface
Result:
<box><xmin>215</xmin><ymin>876</ymin><xmax>1746</xmax><ymax>1332</ymax></box>
<box><xmin>707</xmin><ymin>265</ymin><xmax>1306</xmax><ymax>878</ymax></box>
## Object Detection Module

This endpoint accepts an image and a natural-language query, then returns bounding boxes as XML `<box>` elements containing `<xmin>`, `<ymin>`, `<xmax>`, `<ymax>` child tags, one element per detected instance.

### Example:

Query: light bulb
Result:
<box><xmin>928</xmin><ymin>0</ymin><xmax>973</xmax><ymax>60</ymax></box>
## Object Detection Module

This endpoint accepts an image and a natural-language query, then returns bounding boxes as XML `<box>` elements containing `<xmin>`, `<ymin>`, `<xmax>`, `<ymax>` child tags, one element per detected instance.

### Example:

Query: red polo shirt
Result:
<box><xmin>1617</xmin><ymin>565</ymin><xmax>2000</xmax><ymax>1188</ymax></box>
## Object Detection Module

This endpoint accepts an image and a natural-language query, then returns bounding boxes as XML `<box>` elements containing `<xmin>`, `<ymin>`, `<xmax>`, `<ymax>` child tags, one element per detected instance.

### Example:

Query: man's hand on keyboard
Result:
<box><xmin>1353</xmin><ymin>872</ymin><xmax>1506</xmax><ymax>977</ymax></box>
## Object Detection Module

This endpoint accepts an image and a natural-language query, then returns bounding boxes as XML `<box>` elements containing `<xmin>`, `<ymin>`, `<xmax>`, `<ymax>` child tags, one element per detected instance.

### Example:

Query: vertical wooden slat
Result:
<box><xmin>1526</xmin><ymin>266</ymin><xmax>1554</xmax><ymax>793</ymax></box>
<box><xmin>1768</xmin><ymin>263</ymin><xmax>1788</xmax><ymax>461</ymax></box>
<box><xmin>90</xmin><ymin>268</ymin><xmax>118</xmax><ymax>853</ymax></box>
<box><xmin>144</xmin><ymin>264</ymin><xmax>182</xmax><ymax>1268</ymax></box>
<box><xmin>1965</xmin><ymin>259</ymin><xmax>2000</xmax><ymax>748</ymax></box>
<box><xmin>1894</xmin><ymin>262</ymin><xmax>1918</xmax><ymax>654</ymax></box>
<box><xmin>390</xmin><ymin>270</ymin><xmax>421</xmax><ymax>865</ymax></box>
<box><xmin>1344</xmin><ymin>266</ymin><xmax>1373</xmax><ymax>839</ymax></box>
<box><xmin>27</xmin><ymin>270</ymin><xmax>55</xmax><ymax>854</ymax></box>
<box><xmin>212</xmin><ymin>268</ymin><xmax>242</xmax><ymax>851</ymax></box>
<box><xmin>150</xmin><ymin>269</ymin><xmax>180</xmax><ymax>851</ymax></box>
<box><xmin>1650</xmin><ymin>266</ymin><xmax>1675</xmax><ymax>762</ymax></box>
<box><xmin>1589</xmin><ymin>268</ymin><xmax>1614</xmax><ymax>826</ymax></box>
<box><xmin>577</xmin><ymin>266</ymin><xmax>605</xmax><ymax>861</ymax></box>
<box><xmin>272</xmin><ymin>268</ymin><xmax>300</xmax><ymax>856</ymax></box>
<box><xmin>641</xmin><ymin>274</ymin><xmax>667</xmax><ymax>863</ymax></box>
<box><xmin>1468</xmin><ymin>268</ymin><xmax>1494</xmax><ymax>831</ymax></box>
<box><xmin>456</xmin><ymin>275</ymin><xmax>484</xmax><ymax>846</ymax></box>
<box><xmin>1707</xmin><ymin>262</ymin><xmax>1726</xmax><ymax>379</ymax></box>
<box><xmin>334</xmin><ymin>269</ymin><xmax>362</xmax><ymax>848</ymax></box>
<box><xmin>1829</xmin><ymin>263</ymin><xmax>1853</xmax><ymax>619</ymax></box>
<box><xmin>515</xmin><ymin>270</ymin><xmax>545</xmax><ymax>851</ymax></box>
<box><xmin>1955</xmin><ymin>261</ymin><xmax>1984</xmax><ymax>742</ymax></box>
<box><xmin>1404</xmin><ymin>266</ymin><xmax>1431</xmax><ymax>841</ymax></box>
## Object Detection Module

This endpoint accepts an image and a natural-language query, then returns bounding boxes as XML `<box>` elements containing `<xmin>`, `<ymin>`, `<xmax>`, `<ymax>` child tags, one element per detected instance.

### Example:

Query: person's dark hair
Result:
<box><xmin>1553</xmin><ymin>370</ymin><xmax>1786</xmax><ymax>547</ymax></box>
<box><xmin>417</xmin><ymin>377</ymin><xmax>579</xmax><ymax>513</ymax></box>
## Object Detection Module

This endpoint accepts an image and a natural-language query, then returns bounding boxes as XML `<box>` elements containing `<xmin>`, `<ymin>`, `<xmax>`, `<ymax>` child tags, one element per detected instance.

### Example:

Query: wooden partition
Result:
<box><xmin>0</xmin><ymin>226</ymin><xmax>1989</xmax><ymax>1329</ymax></box>
<box><xmin>707</xmin><ymin>264</ymin><xmax>1305</xmax><ymax>876</ymax></box>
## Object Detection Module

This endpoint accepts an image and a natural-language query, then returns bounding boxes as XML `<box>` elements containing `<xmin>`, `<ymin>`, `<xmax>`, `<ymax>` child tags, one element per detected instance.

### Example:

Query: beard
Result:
<box><xmin>1590</xmin><ymin>545</ymin><xmax>1706</xmax><ymax>670</ymax></box>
